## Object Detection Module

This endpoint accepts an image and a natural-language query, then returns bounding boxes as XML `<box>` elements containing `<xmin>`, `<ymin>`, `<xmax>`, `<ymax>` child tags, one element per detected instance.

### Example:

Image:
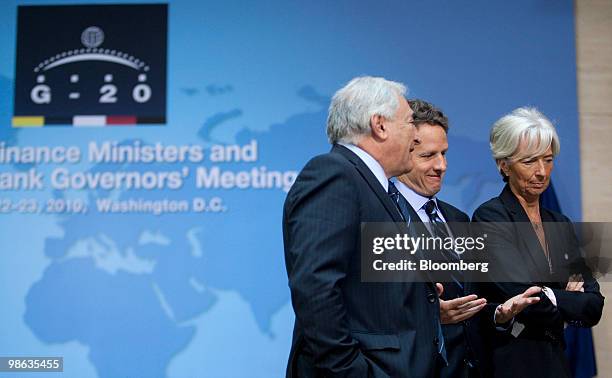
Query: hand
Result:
<box><xmin>566</xmin><ymin>274</ymin><xmax>584</xmax><ymax>292</ymax></box>
<box><xmin>494</xmin><ymin>286</ymin><xmax>541</xmax><ymax>324</ymax></box>
<box><xmin>436</xmin><ymin>283</ymin><xmax>487</xmax><ymax>324</ymax></box>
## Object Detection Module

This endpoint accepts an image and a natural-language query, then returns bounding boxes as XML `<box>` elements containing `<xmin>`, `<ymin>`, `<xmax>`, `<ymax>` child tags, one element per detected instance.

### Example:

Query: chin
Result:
<box><xmin>423</xmin><ymin>189</ymin><xmax>438</xmax><ymax>197</ymax></box>
<box><xmin>428</xmin><ymin>185</ymin><xmax>441</xmax><ymax>195</ymax></box>
<box><xmin>529</xmin><ymin>187</ymin><xmax>547</xmax><ymax>197</ymax></box>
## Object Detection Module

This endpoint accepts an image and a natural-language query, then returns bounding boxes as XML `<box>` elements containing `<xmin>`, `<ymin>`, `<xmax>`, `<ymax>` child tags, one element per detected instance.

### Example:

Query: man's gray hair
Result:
<box><xmin>490</xmin><ymin>107</ymin><xmax>561</xmax><ymax>178</ymax></box>
<box><xmin>326</xmin><ymin>76</ymin><xmax>407</xmax><ymax>144</ymax></box>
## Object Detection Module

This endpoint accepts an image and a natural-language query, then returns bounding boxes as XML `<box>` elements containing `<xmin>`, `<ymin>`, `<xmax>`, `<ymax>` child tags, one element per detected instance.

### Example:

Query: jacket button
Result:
<box><xmin>427</xmin><ymin>293</ymin><xmax>436</xmax><ymax>303</ymax></box>
<box><xmin>433</xmin><ymin>337</ymin><xmax>439</xmax><ymax>346</ymax></box>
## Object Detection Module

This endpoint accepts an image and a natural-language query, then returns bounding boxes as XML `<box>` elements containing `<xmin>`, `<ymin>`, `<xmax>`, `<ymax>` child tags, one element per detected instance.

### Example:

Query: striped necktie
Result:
<box><xmin>388</xmin><ymin>181</ymin><xmax>411</xmax><ymax>224</ymax></box>
<box><xmin>390</xmin><ymin>185</ymin><xmax>447</xmax><ymax>364</ymax></box>
<box><xmin>424</xmin><ymin>199</ymin><xmax>464</xmax><ymax>290</ymax></box>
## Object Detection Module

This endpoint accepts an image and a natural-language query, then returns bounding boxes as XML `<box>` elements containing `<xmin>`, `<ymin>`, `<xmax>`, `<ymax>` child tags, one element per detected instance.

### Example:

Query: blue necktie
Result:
<box><xmin>424</xmin><ymin>199</ymin><xmax>464</xmax><ymax>291</ymax></box>
<box><xmin>387</xmin><ymin>181</ymin><xmax>411</xmax><ymax>224</ymax></box>
<box><xmin>389</xmin><ymin>183</ymin><xmax>447</xmax><ymax>364</ymax></box>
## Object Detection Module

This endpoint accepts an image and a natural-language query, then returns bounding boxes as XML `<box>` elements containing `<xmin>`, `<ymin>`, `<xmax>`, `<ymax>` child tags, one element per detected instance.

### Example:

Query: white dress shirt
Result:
<box><xmin>393</xmin><ymin>180</ymin><xmax>451</xmax><ymax>237</ymax></box>
<box><xmin>339</xmin><ymin>143</ymin><xmax>388</xmax><ymax>192</ymax></box>
<box><xmin>394</xmin><ymin>180</ymin><xmax>446</xmax><ymax>223</ymax></box>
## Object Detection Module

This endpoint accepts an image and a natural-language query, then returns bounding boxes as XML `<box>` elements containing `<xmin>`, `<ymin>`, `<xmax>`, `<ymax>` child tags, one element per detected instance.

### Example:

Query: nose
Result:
<box><xmin>534</xmin><ymin>159</ymin><xmax>546</xmax><ymax>177</ymax></box>
<box><xmin>434</xmin><ymin>155</ymin><xmax>447</xmax><ymax>172</ymax></box>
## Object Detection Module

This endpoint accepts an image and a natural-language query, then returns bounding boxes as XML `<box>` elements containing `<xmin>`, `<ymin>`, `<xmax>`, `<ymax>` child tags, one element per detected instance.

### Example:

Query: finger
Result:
<box><xmin>521</xmin><ymin>286</ymin><xmax>542</xmax><ymax>298</ymax></box>
<box><xmin>436</xmin><ymin>283</ymin><xmax>444</xmax><ymax>297</ymax></box>
<box><xmin>456</xmin><ymin>298</ymin><xmax>487</xmax><ymax>311</ymax></box>
<box><xmin>451</xmin><ymin>304</ymin><xmax>487</xmax><ymax>322</ymax></box>
<box><xmin>516</xmin><ymin>297</ymin><xmax>540</xmax><ymax>307</ymax></box>
<box><xmin>462</xmin><ymin>302</ymin><xmax>487</xmax><ymax>315</ymax></box>
<box><xmin>569</xmin><ymin>280</ymin><xmax>582</xmax><ymax>291</ymax></box>
<box><xmin>526</xmin><ymin>296</ymin><xmax>541</xmax><ymax>304</ymax></box>
<box><xmin>514</xmin><ymin>297</ymin><xmax>540</xmax><ymax>312</ymax></box>
<box><xmin>445</xmin><ymin>294</ymin><xmax>479</xmax><ymax>308</ymax></box>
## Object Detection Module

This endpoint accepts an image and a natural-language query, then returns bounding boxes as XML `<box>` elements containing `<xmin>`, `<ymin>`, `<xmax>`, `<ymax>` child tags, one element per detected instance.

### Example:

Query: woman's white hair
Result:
<box><xmin>326</xmin><ymin>76</ymin><xmax>407</xmax><ymax>144</ymax></box>
<box><xmin>490</xmin><ymin>107</ymin><xmax>560</xmax><ymax>179</ymax></box>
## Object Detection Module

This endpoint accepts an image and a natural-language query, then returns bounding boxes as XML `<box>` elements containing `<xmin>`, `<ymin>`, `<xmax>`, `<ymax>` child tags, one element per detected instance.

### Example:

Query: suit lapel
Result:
<box><xmin>437</xmin><ymin>200</ymin><xmax>466</xmax><ymax>237</ymax></box>
<box><xmin>499</xmin><ymin>185</ymin><xmax>551</xmax><ymax>277</ymax></box>
<box><xmin>332</xmin><ymin>145</ymin><xmax>436</xmax><ymax>286</ymax></box>
<box><xmin>332</xmin><ymin>145</ymin><xmax>404</xmax><ymax>223</ymax></box>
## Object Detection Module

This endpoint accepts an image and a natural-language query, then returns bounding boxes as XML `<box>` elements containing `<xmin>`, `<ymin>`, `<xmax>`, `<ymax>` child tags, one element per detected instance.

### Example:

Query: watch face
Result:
<box><xmin>12</xmin><ymin>4</ymin><xmax>168</xmax><ymax>127</ymax></box>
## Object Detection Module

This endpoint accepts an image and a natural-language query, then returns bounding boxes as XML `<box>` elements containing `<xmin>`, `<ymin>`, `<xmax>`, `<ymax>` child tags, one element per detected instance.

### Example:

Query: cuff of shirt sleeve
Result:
<box><xmin>542</xmin><ymin>286</ymin><xmax>557</xmax><ymax>307</ymax></box>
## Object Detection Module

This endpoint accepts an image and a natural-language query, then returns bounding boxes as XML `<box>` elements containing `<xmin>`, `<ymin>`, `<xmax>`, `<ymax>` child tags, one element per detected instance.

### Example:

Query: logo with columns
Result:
<box><xmin>13</xmin><ymin>4</ymin><xmax>167</xmax><ymax>127</ymax></box>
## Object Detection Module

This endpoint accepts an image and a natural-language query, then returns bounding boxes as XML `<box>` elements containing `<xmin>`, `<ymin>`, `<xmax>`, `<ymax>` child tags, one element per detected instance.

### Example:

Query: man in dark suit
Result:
<box><xmin>394</xmin><ymin>99</ymin><xmax>541</xmax><ymax>377</ymax></box>
<box><xmin>283</xmin><ymin>77</ymin><xmax>444</xmax><ymax>377</ymax></box>
<box><xmin>394</xmin><ymin>99</ymin><xmax>487</xmax><ymax>377</ymax></box>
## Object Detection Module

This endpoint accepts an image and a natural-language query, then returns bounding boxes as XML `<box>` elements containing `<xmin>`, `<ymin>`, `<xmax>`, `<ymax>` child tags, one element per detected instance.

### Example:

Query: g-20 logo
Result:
<box><xmin>13</xmin><ymin>4</ymin><xmax>167</xmax><ymax>127</ymax></box>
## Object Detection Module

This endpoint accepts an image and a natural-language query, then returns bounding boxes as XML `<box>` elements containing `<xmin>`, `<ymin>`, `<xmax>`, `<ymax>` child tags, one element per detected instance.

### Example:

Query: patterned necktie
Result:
<box><xmin>388</xmin><ymin>181</ymin><xmax>411</xmax><ymax>224</ymax></box>
<box><xmin>423</xmin><ymin>199</ymin><xmax>451</xmax><ymax>366</ymax></box>
<box><xmin>424</xmin><ymin>199</ymin><xmax>464</xmax><ymax>290</ymax></box>
<box><xmin>424</xmin><ymin>200</ymin><xmax>449</xmax><ymax>238</ymax></box>
<box><xmin>390</xmin><ymin>185</ymin><xmax>447</xmax><ymax>365</ymax></box>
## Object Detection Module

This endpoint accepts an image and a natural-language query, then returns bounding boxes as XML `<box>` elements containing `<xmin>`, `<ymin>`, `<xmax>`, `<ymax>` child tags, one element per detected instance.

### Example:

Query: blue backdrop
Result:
<box><xmin>0</xmin><ymin>1</ymin><xmax>581</xmax><ymax>377</ymax></box>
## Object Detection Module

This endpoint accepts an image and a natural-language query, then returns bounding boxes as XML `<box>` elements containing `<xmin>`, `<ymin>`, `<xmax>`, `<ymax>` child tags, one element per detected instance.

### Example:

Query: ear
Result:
<box><xmin>370</xmin><ymin>114</ymin><xmax>387</xmax><ymax>141</ymax></box>
<box><xmin>498</xmin><ymin>159</ymin><xmax>510</xmax><ymax>178</ymax></box>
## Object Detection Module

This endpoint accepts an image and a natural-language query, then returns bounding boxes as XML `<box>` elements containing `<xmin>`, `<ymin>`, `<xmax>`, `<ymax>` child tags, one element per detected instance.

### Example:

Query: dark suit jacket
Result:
<box><xmin>471</xmin><ymin>184</ymin><xmax>604</xmax><ymax>378</ymax></box>
<box><xmin>283</xmin><ymin>145</ymin><xmax>441</xmax><ymax>378</ymax></box>
<box><xmin>436</xmin><ymin>200</ymin><xmax>486</xmax><ymax>378</ymax></box>
<box><xmin>398</xmin><ymin>196</ymin><xmax>489</xmax><ymax>378</ymax></box>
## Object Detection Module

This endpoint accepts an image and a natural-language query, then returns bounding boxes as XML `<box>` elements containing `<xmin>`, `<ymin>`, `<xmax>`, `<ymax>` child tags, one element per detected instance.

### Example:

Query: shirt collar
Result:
<box><xmin>339</xmin><ymin>142</ymin><xmax>388</xmax><ymax>192</ymax></box>
<box><xmin>394</xmin><ymin>180</ymin><xmax>438</xmax><ymax>212</ymax></box>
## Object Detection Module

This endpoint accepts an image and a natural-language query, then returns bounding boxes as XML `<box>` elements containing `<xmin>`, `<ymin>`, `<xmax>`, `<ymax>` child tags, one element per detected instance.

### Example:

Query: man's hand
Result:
<box><xmin>436</xmin><ymin>283</ymin><xmax>487</xmax><ymax>324</ymax></box>
<box><xmin>566</xmin><ymin>274</ymin><xmax>584</xmax><ymax>292</ymax></box>
<box><xmin>494</xmin><ymin>286</ymin><xmax>541</xmax><ymax>324</ymax></box>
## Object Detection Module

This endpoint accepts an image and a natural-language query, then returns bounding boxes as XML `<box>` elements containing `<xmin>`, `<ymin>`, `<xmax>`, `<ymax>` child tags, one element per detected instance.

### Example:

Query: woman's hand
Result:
<box><xmin>566</xmin><ymin>274</ymin><xmax>584</xmax><ymax>292</ymax></box>
<box><xmin>495</xmin><ymin>286</ymin><xmax>541</xmax><ymax>324</ymax></box>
